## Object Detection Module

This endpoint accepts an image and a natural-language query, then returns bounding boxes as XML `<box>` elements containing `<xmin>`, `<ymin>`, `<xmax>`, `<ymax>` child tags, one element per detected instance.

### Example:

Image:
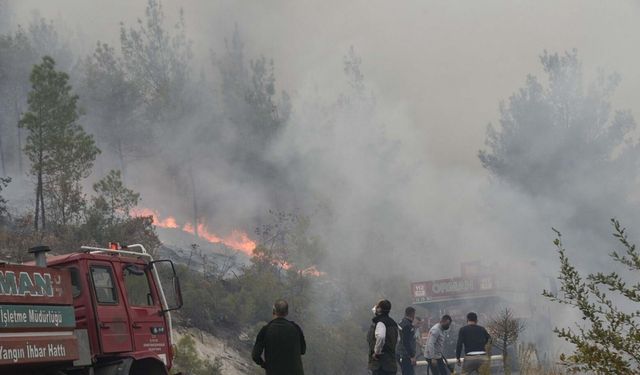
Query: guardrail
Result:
<box><xmin>416</xmin><ymin>355</ymin><xmax>504</xmax><ymax>370</ymax></box>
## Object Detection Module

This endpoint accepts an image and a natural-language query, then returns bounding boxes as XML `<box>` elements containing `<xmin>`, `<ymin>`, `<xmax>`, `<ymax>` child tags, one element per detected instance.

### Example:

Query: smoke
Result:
<box><xmin>5</xmin><ymin>0</ymin><xmax>640</xmax><ymax>359</ymax></box>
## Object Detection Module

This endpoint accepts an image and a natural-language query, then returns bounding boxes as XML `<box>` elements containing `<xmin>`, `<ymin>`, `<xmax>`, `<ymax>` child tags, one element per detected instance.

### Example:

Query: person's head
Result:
<box><xmin>405</xmin><ymin>306</ymin><xmax>416</xmax><ymax>319</ymax></box>
<box><xmin>440</xmin><ymin>315</ymin><xmax>452</xmax><ymax>330</ymax></box>
<box><xmin>273</xmin><ymin>299</ymin><xmax>289</xmax><ymax>318</ymax></box>
<box><xmin>413</xmin><ymin>316</ymin><xmax>423</xmax><ymax>327</ymax></box>
<box><xmin>467</xmin><ymin>312</ymin><xmax>478</xmax><ymax>324</ymax></box>
<box><xmin>374</xmin><ymin>299</ymin><xmax>392</xmax><ymax>316</ymax></box>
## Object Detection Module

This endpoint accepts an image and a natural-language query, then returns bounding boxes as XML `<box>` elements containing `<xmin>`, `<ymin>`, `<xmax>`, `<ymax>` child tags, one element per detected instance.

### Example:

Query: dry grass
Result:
<box><xmin>518</xmin><ymin>343</ymin><xmax>566</xmax><ymax>375</ymax></box>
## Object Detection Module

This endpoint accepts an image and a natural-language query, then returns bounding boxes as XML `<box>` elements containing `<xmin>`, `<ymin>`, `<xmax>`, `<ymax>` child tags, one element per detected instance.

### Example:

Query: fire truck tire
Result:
<box><xmin>94</xmin><ymin>358</ymin><xmax>134</xmax><ymax>375</ymax></box>
<box><xmin>129</xmin><ymin>358</ymin><xmax>169</xmax><ymax>375</ymax></box>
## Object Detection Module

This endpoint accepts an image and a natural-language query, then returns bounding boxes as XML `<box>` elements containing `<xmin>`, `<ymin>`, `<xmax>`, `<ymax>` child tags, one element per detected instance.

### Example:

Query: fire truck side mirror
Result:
<box><xmin>149</xmin><ymin>259</ymin><xmax>184</xmax><ymax>313</ymax></box>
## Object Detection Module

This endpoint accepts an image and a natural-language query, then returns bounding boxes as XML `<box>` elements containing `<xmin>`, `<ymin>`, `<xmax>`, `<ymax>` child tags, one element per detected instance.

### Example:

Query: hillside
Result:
<box><xmin>174</xmin><ymin>326</ymin><xmax>258</xmax><ymax>375</ymax></box>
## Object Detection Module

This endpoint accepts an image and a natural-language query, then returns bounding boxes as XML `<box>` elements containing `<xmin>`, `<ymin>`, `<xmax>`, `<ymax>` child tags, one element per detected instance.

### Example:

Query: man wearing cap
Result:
<box><xmin>367</xmin><ymin>299</ymin><xmax>398</xmax><ymax>375</ymax></box>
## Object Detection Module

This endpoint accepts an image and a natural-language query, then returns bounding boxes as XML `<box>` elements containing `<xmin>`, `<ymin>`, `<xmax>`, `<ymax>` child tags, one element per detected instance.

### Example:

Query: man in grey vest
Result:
<box><xmin>367</xmin><ymin>299</ymin><xmax>398</xmax><ymax>375</ymax></box>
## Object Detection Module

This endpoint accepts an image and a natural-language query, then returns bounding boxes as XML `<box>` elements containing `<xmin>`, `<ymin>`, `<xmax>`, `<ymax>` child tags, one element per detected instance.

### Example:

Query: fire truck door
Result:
<box><xmin>89</xmin><ymin>263</ymin><xmax>134</xmax><ymax>353</ymax></box>
<box><xmin>122</xmin><ymin>264</ymin><xmax>170</xmax><ymax>364</ymax></box>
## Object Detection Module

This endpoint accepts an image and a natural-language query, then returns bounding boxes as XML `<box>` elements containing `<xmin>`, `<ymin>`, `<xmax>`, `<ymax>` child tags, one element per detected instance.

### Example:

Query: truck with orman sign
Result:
<box><xmin>0</xmin><ymin>243</ymin><xmax>183</xmax><ymax>375</ymax></box>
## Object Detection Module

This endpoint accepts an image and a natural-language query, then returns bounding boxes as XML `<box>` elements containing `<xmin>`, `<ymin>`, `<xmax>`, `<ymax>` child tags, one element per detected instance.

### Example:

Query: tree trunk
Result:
<box><xmin>17</xmin><ymin>129</ymin><xmax>22</xmax><ymax>173</ymax></box>
<box><xmin>14</xmin><ymin>96</ymin><xmax>23</xmax><ymax>174</ymax></box>
<box><xmin>0</xmin><ymin>126</ymin><xmax>7</xmax><ymax>176</ymax></box>
<box><xmin>35</xmin><ymin>118</ymin><xmax>45</xmax><ymax>230</ymax></box>
<box><xmin>117</xmin><ymin>139</ymin><xmax>126</xmax><ymax>181</ymax></box>
<box><xmin>189</xmin><ymin>163</ymin><xmax>199</xmax><ymax>237</ymax></box>
<box><xmin>110</xmin><ymin>193</ymin><xmax>116</xmax><ymax>223</ymax></box>
<box><xmin>61</xmin><ymin>179</ymin><xmax>68</xmax><ymax>226</ymax></box>
<box><xmin>503</xmin><ymin>341</ymin><xmax>509</xmax><ymax>375</ymax></box>
<box><xmin>35</xmin><ymin>170</ymin><xmax>45</xmax><ymax>231</ymax></box>
<box><xmin>34</xmin><ymin>173</ymin><xmax>40</xmax><ymax>231</ymax></box>
<box><xmin>202</xmin><ymin>254</ymin><xmax>207</xmax><ymax>280</ymax></box>
<box><xmin>187</xmin><ymin>247</ymin><xmax>195</xmax><ymax>269</ymax></box>
<box><xmin>39</xmin><ymin>176</ymin><xmax>45</xmax><ymax>230</ymax></box>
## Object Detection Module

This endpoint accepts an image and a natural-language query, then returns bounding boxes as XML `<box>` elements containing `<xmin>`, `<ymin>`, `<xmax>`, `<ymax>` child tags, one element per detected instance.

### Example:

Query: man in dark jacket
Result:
<box><xmin>367</xmin><ymin>299</ymin><xmax>398</xmax><ymax>375</ymax></box>
<box><xmin>456</xmin><ymin>312</ymin><xmax>491</xmax><ymax>374</ymax></box>
<box><xmin>398</xmin><ymin>306</ymin><xmax>417</xmax><ymax>375</ymax></box>
<box><xmin>252</xmin><ymin>299</ymin><xmax>306</xmax><ymax>375</ymax></box>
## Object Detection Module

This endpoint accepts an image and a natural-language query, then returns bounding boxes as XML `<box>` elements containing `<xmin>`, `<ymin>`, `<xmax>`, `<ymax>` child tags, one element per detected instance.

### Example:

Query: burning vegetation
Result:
<box><xmin>131</xmin><ymin>207</ymin><xmax>256</xmax><ymax>256</ymax></box>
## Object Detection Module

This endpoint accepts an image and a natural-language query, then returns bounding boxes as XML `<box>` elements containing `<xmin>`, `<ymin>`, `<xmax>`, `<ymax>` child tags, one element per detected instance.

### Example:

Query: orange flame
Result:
<box><xmin>131</xmin><ymin>207</ymin><xmax>179</xmax><ymax>229</ymax></box>
<box><xmin>278</xmin><ymin>262</ymin><xmax>324</xmax><ymax>277</ymax></box>
<box><xmin>182</xmin><ymin>222</ymin><xmax>257</xmax><ymax>255</ymax></box>
<box><xmin>132</xmin><ymin>208</ymin><xmax>256</xmax><ymax>256</ymax></box>
<box><xmin>302</xmin><ymin>266</ymin><xmax>324</xmax><ymax>277</ymax></box>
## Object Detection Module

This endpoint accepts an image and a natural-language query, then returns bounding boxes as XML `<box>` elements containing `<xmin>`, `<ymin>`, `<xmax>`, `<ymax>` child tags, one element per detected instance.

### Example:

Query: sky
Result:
<box><xmin>10</xmin><ymin>0</ymin><xmax>640</xmax><ymax>174</ymax></box>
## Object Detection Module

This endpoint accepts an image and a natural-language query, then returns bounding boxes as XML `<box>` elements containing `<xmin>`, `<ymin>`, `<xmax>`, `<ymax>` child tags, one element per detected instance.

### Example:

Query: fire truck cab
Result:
<box><xmin>4</xmin><ymin>244</ymin><xmax>183</xmax><ymax>375</ymax></box>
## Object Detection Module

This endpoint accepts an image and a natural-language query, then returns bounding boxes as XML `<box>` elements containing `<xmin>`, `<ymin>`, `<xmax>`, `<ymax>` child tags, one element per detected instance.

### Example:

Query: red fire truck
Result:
<box><xmin>0</xmin><ymin>243</ymin><xmax>183</xmax><ymax>375</ymax></box>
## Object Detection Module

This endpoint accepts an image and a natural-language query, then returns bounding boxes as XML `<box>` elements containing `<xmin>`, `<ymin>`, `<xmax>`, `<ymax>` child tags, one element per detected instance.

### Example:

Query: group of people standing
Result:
<box><xmin>251</xmin><ymin>299</ymin><xmax>491</xmax><ymax>375</ymax></box>
<box><xmin>368</xmin><ymin>299</ymin><xmax>491</xmax><ymax>375</ymax></box>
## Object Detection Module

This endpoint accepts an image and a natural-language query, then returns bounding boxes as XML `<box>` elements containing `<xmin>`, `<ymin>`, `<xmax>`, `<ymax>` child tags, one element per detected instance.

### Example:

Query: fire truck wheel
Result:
<box><xmin>129</xmin><ymin>358</ymin><xmax>168</xmax><ymax>375</ymax></box>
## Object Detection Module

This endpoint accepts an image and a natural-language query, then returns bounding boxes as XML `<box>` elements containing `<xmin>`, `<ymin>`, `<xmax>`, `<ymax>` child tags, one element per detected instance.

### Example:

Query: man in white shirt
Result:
<box><xmin>424</xmin><ymin>315</ymin><xmax>452</xmax><ymax>375</ymax></box>
<box><xmin>367</xmin><ymin>300</ymin><xmax>398</xmax><ymax>375</ymax></box>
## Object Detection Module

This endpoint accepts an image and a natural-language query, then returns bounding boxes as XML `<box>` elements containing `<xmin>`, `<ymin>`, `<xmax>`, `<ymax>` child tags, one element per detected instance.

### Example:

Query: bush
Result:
<box><xmin>544</xmin><ymin>219</ymin><xmax>640</xmax><ymax>373</ymax></box>
<box><xmin>172</xmin><ymin>334</ymin><xmax>222</xmax><ymax>375</ymax></box>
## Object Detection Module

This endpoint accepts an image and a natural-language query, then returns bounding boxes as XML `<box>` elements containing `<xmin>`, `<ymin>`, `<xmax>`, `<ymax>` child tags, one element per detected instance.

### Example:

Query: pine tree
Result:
<box><xmin>80</xmin><ymin>42</ymin><xmax>145</xmax><ymax>176</ymax></box>
<box><xmin>91</xmin><ymin>169</ymin><xmax>140</xmax><ymax>224</ymax></box>
<box><xmin>0</xmin><ymin>27</ymin><xmax>36</xmax><ymax>175</ymax></box>
<box><xmin>19</xmin><ymin>56</ymin><xmax>100</xmax><ymax>229</ymax></box>
<box><xmin>478</xmin><ymin>51</ymin><xmax>638</xmax><ymax>219</ymax></box>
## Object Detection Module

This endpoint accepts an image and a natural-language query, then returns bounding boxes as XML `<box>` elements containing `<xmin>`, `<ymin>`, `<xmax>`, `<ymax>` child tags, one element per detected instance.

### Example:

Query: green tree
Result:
<box><xmin>19</xmin><ymin>56</ymin><xmax>100</xmax><ymax>229</ymax></box>
<box><xmin>118</xmin><ymin>0</ymin><xmax>204</xmax><ymax>229</ymax></box>
<box><xmin>478</xmin><ymin>51</ymin><xmax>639</xmax><ymax>220</ymax></box>
<box><xmin>0</xmin><ymin>26</ymin><xmax>36</xmax><ymax>175</ymax></box>
<box><xmin>119</xmin><ymin>0</ymin><xmax>192</xmax><ymax>123</ymax></box>
<box><xmin>27</xmin><ymin>15</ymin><xmax>73</xmax><ymax>71</ymax></box>
<box><xmin>544</xmin><ymin>220</ymin><xmax>640</xmax><ymax>373</ymax></box>
<box><xmin>91</xmin><ymin>169</ymin><xmax>140</xmax><ymax>223</ymax></box>
<box><xmin>216</xmin><ymin>27</ymin><xmax>290</xmax><ymax>174</ymax></box>
<box><xmin>83</xmin><ymin>171</ymin><xmax>159</xmax><ymax>254</ymax></box>
<box><xmin>80</xmin><ymin>42</ymin><xmax>146</xmax><ymax>176</ymax></box>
